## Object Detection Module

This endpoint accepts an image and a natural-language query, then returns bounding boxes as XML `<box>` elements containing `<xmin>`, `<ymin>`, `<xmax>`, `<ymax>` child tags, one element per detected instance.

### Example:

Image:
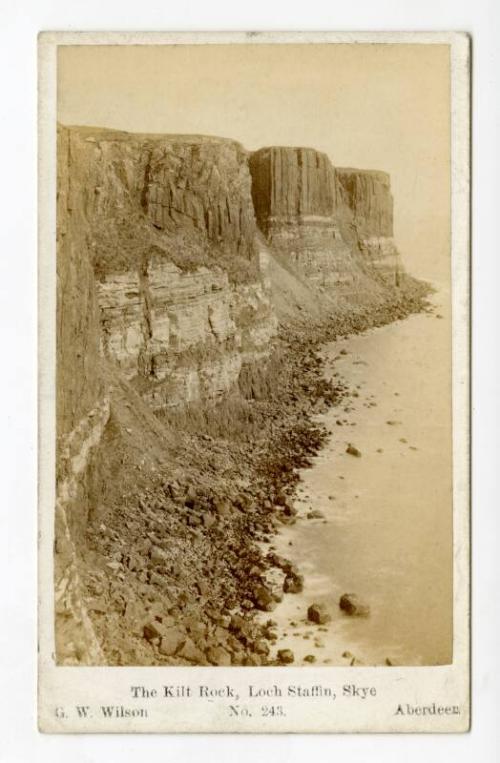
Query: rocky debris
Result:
<box><xmin>277</xmin><ymin>648</ymin><xmax>295</xmax><ymax>664</ymax></box>
<box><xmin>106</xmin><ymin>561</ymin><xmax>122</xmax><ymax>572</ymax></box>
<box><xmin>253</xmin><ymin>640</ymin><xmax>271</xmax><ymax>657</ymax></box>
<box><xmin>339</xmin><ymin>593</ymin><xmax>370</xmax><ymax>617</ymax></box>
<box><xmin>213</xmin><ymin>498</ymin><xmax>231</xmax><ymax>517</ymax></box>
<box><xmin>267</xmin><ymin>552</ymin><xmax>292</xmax><ymax>571</ymax></box>
<box><xmin>206</xmin><ymin>645</ymin><xmax>232</xmax><ymax>666</ymax></box>
<box><xmin>346</xmin><ymin>444</ymin><xmax>361</xmax><ymax>457</ymax></box>
<box><xmin>177</xmin><ymin>637</ymin><xmax>206</xmax><ymax>663</ymax></box>
<box><xmin>158</xmin><ymin>628</ymin><xmax>185</xmax><ymax>657</ymax></box>
<box><xmin>252</xmin><ymin>584</ymin><xmax>277</xmax><ymax>612</ymax></box>
<box><xmin>307</xmin><ymin>509</ymin><xmax>325</xmax><ymax>520</ymax></box>
<box><xmin>304</xmin><ymin>654</ymin><xmax>316</xmax><ymax>663</ymax></box>
<box><xmin>283</xmin><ymin>572</ymin><xmax>304</xmax><ymax>594</ymax></box>
<box><xmin>143</xmin><ymin>621</ymin><xmax>164</xmax><ymax>641</ymax></box>
<box><xmin>307</xmin><ymin>603</ymin><xmax>332</xmax><ymax>625</ymax></box>
<box><xmin>150</xmin><ymin>546</ymin><xmax>170</xmax><ymax>565</ymax></box>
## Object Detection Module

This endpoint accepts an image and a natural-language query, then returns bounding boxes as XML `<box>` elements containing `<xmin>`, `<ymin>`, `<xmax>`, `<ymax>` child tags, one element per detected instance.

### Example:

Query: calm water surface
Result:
<box><xmin>268</xmin><ymin>284</ymin><xmax>453</xmax><ymax>666</ymax></box>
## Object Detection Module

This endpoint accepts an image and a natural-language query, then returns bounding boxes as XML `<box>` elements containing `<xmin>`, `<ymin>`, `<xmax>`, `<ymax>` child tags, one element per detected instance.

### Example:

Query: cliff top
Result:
<box><xmin>58</xmin><ymin>125</ymin><xmax>390</xmax><ymax>183</ymax></box>
<box><xmin>251</xmin><ymin>145</ymin><xmax>329</xmax><ymax>154</ymax></box>
<box><xmin>58</xmin><ymin>123</ymin><xmax>246</xmax><ymax>150</ymax></box>
<box><xmin>336</xmin><ymin>166</ymin><xmax>391</xmax><ymax>182</ymax></box>
<box><xmin>250</xmin><ymin>148</ymin><xmax>391</xmax><ymax>184</ymax></box>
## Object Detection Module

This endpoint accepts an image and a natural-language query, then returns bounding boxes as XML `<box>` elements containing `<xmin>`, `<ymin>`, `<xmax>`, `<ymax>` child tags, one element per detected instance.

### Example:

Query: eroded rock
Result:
<box><xmin>307</xmin><ymin>603</ymin><xmax>331</xmax><ymax>625</ymax></box>
<box><xmin>277</xmin><ymin>649</ymin><xmax>295</xmax><ymax>664</ymax></box>
<box><xmin>346</xmin><ymin>444</ymin><xmax>361</xmax><ymax>457</ymax></box>
<box><xmin>339</xmin><ymin>593</ymin><xmax>370</xmax><ymax>617</ymax></box>
<box><xmin>158</xmin><ymin>628</ymin><xmax>185</xmax><ymax>657</ymax></box>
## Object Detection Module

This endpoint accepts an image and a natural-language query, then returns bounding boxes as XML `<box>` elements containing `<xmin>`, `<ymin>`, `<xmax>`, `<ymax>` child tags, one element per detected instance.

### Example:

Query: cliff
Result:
<box><xmin>57</xmin><ymin>130</ymin><xmax>404</xmax><ymax>430</ymax></box>
<box><xmin>59</xmin><ymin>126</ymin><xmax>277</xmax><ymax>410</ymax></box>
<box><xmin>249</xmin><ymin>146</ymin><xmax>402</xmax><ymax>290</ymax></box>
<box><xmin>54</xmin><ymin>124</ymin><xmax>422</xmax><ymax>665</ymax></box>
<box><xmin>335</xmin><ymin>167</ymin><xmax>400</xmax><ymax>280</ymax></box>
<box><xmin>55</xmin><ymin>125</ymin><xmax>279</xmax><ymax>662</ymax></box>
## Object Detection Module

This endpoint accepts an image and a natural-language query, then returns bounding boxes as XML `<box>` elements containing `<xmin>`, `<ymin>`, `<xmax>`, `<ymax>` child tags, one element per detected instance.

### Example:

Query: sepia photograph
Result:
<box><xmin>38</xmin><ymin>32</ymin><xmax>470</xmax><ymax>733</ymax></box>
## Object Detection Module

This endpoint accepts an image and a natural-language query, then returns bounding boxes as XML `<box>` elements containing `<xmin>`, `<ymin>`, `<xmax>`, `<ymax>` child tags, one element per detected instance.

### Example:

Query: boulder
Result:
<box><xmin>213</xmin><ymin>498</ymin><xmax>231</xmax><ymax>517</ymax></box>
<box><xmin>283</xmin><ymin>502</ymin><xmax>298</xmax><ymax>517</ymax></box>
<box><xmin>283</xmin><ymin>572</ymin><xmax>304</xmax><ymax>594</ymax></box>
<box><xmin>277</xmin><ymin>649</ymin><xmax>295</xmax><ymax>664</ymax></box>
<box><xmin>184</xmin><ymin>616</ymin><xmax>207</xmax><ymax>638</ymax></box>
<box><xmin>206</xmin><ymin>645</ymin><xmax>232</xmax><ymax>666</ymax></box>
<box><xmin>253</xmin><ymin>584</ymin><xmax>277</xmax><ymax>612</ymax></box>
<box><xmin>202</xmin><ymin>512</ymin><xmax>216</xmax><ymax>529</ymax></box>
<box><xmin>346</xmin><ymin>444</ymin><xmax>361</xmax><ymax>457</ymax></box>
<box><xmin>339</xmin><ymin>593</ymin><xmax>370</xmax><ymax>617</ymax></box>
<box><xmin>229</xmin><ymin>614</ymin><xmax>246</xmax><ymax>634</ymax></box>
<box><xmin>148</xmin><ymin>571</ymin><xmax>168</xmax><ymax>589</ymax></box>
<box><xmin>274</xmin><ymin>492</ymin><xmax>288</xmax><ymax>507</ymax></box>
<box><xmin>196</xmin><ymin>580</ymin><xmax>210</xmax><ymax>596</ymax></box>
<box><xmin>307</xmin><ymin>509</ymin><xmax>324</xmax><ymax>519</ymax></box>
<box><xmin>177</xmin><ymin>637</ymin><xmax>205</xmax><ymax>663</ymax></box>
<box><xmin>158</xmin><ymin>628</ymin><xmax>185</xmax><ymax>657</ymax></box>
<box><xmin>307</xmin><ymin>603</ymin><xmax>331</xmax><ymax>625</ymax></box>
<box><xmin>143</xmin><ymin>621</ymin><xmax>163</xmax><ymax>641</ymax></box>
<box><xmin>149</xmin><ymin>545</ymin><xmax>169</xmax><ymax>565</ymax></box>
<box><xmin>253</xmin><ymin>640</ymin><xmax>271</xmax><ymax>656</ymax></box>
<box><xmin>244</xmin><ymin>654</ymin><xmax>262</xmax><ymax>666</ymax></box>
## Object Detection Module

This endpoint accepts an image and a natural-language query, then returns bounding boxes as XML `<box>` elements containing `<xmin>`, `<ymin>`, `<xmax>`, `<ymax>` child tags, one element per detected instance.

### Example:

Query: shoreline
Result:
<box><xmin>263</xmin><ymin>284</ymin><xmax>452</xmax><ymax>668</ymax></box>
<box><xmin>76</xmin><ymin>277</ymin><xmax>433</xmax><ymax>667</ymax></box>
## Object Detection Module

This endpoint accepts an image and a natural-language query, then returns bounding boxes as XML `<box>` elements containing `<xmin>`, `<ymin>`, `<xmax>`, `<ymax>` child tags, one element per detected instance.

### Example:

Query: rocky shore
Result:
<box><xmin>72</xmin><ymin>278</ymin><xmax>429</xmax><ymax>667</ymax></box>
<box><xmin>54</xmin><ymin>124</ymin><xmax>430</xmax><ymax>665</ymax></box>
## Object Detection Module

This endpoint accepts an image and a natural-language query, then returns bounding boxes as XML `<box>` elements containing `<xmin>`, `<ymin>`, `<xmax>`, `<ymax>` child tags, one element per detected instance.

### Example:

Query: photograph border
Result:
<box><xmin>37</xmin><ymin>30</ymin><xmax>470</xmax><ymax>734</ymax></box>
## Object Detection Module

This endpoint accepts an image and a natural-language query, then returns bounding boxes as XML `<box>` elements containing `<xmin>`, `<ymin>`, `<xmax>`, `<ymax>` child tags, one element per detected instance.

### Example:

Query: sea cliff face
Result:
<box><xmin>55</xmin><ymin>124</ymin><xmax>418</xmax><ymax>665</ymax></box>
<box><xmin>55</xmin><ymin>126</ymin><xmax>279</xmax><ymax>662</ymax></box>
<box><xmin>335</xmin><ymin>167</ymin><xmax>400</xmax><ymax>281</ymax></box>
<box><xmin>59</xmin><ymin>126</ymin><xmax>277</xmax><ymax>412</ymax></box>
<box><xmin>57</xmin><ymin>129</ymin><xmax>404</xmax><ymax>428</ymax></box>
<box><xmin>249</xmin><ymin>146</ymin><xmax>402</xmax><ymax>288</ymax></box>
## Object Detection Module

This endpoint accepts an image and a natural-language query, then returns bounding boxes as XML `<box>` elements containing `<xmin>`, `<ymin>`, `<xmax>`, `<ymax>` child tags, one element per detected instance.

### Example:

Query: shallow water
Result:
<box><xmin>267</xmin><ymin>285</ymin><xmax>453</xmax><ymax>666</ymax></box>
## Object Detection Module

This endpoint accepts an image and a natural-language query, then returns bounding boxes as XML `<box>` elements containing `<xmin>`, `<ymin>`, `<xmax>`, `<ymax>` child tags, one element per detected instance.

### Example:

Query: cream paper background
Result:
<box><xmin>37</xmin><ymin>31</ymin><xmax>470</xmax><ymax>734</ymax></box>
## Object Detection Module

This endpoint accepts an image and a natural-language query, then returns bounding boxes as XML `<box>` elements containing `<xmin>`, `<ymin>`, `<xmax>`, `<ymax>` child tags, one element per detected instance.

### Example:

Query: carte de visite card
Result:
<box><xmin>38</xmin><ymin>30</ymin><xmax>470</xmax><ymax>733</ymax></box>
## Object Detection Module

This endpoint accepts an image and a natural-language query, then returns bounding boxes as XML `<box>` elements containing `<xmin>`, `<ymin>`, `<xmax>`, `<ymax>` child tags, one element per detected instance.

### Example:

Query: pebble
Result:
<box><xmin>346</xmin><ymin>444</ymin><xmax>361</xmax><ymax>457</ymax></box>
